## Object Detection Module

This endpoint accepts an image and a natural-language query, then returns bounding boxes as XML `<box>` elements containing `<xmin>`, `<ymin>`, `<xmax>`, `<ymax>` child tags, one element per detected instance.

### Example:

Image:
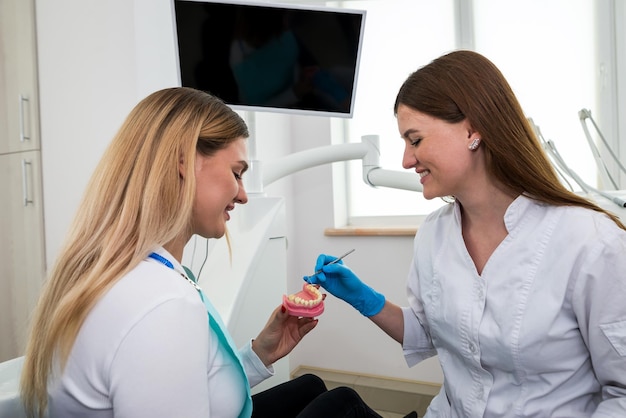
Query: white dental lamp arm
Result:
<box><xmin>578</xmin><ymin>109</ymin><xmax>619</xmax><ymax>189</ymax></box>
<box><xmin>260</xmin><ymin>135</ymin><xmax>422</xmax><ymax>192</ymax></box>
<box><xmin>365</xmin><ymin>167</ymin><xmax>422</xmax><ymax>191</ymax></box>
<box><xmin>530</xmin><ymin>118</ymin><xmax>626</xmax><ymax>208</ymax></box>
<box><xmin>262</xmin><ymin>142</ymin><xmax>369</xmax><ymax>187</ymax></box>
<box><xmin>549</xmin><ymin>138</ymin><xmax>626</xmax><ymax>208</ymax></box>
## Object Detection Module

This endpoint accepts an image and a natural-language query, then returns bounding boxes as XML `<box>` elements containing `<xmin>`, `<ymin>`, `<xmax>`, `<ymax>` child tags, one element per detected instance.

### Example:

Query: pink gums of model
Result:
<box><xmin>282</xmin><ymin>283</ymin><xmax>324</xmax><ymax>317</ymax></box>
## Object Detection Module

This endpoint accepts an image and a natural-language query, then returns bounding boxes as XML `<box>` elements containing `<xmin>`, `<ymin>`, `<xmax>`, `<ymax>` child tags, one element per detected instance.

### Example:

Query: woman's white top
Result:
<box><xmin>402</xmin><ymin>195</ymin><xmax>626</xmax><ymax>417</ymax></box>
<box><xmin>48</xmin><ymin>248</ymin><xmax>272</xmax><ymax>418</ymax></box>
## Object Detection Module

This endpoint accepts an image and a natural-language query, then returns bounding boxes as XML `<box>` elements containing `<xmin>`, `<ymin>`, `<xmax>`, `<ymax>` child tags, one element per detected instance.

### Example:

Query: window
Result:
<box><xmin>473</xmin><ymin>0</ymin><xmax>596</xmax><ymax>186</ymax></box>
<box><xmin>337</xmin><ymin>0</ymin><xmax>455</xmax><ymax>225</ymax></box>
<box><xmin>335</xmin><ymin>0</ymin><xmax>610</xmax><ymax>227</ymax></box>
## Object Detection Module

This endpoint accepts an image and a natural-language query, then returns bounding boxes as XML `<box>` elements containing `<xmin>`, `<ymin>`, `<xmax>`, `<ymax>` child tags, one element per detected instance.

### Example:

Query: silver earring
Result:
<box><xmin>468</xmin><ymin>138</ymin><xmax>481</xmax><ymax>151</ymax></box>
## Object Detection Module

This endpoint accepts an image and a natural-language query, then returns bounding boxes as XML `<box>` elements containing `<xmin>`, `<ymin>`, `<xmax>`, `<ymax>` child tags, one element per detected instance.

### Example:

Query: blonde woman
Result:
<box><xmin>308</xmin><ymin>50</ymin><xmax>626</xmax><ymax>416</ymax></box>
<box><xmin>20</xmin><ymin>87</ymin><xmax>391</xmax><ymax>418</ymax></box>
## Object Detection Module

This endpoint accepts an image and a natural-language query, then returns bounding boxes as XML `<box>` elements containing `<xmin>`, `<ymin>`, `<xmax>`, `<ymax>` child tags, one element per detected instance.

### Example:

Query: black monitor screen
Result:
<box><xmin>173</xmin><ymin>0</ymin><xmax>366</xmax><ymax>117</ymax></box>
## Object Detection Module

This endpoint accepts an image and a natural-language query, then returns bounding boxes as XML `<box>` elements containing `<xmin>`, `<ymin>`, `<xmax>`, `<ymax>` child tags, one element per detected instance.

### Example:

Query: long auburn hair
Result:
<box><xmin>394</xmin><ymin>49</ymin><xmax>625</xmax><ymax>230</ymax></box>
<box><xmin>20</xmin><ymin>87</ymin><xmax>249</xmax><ymax>417</ymax></box>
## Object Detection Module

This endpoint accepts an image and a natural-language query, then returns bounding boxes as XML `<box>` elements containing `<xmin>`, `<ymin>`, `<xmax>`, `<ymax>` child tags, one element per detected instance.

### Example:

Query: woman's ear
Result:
<box><xmin>466</xmin><ymin>127</ymin><xmax>481</xmax><ymax>140</ymax></box>
<box><xmin>463</xmin><ymin>119</ymin><xmax>480</xmax><ymax>139</ymax></box>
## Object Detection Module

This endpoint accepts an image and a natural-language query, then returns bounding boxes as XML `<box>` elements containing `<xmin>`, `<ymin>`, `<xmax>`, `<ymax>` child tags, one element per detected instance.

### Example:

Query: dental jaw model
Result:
<box><xmin>283</xmin><ymin>250</ymin><xmax>354</xmax><ymax>317</ymax></box>
<box><xmin>283</xmin><ymin>283</ymin><xmax>324</xmax><ymax>317</ymax></box>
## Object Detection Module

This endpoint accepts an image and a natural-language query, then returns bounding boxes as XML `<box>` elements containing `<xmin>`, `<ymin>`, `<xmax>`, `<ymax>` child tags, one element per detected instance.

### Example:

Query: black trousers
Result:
<box><xmin>251</xmin><ymin>374</ymin><xmax>382</xmax><ymax>418</ymax></box>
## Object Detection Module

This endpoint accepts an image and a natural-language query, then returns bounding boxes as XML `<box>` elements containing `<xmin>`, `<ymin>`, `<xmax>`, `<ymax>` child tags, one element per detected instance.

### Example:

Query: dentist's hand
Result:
<box><xmin>305</xmin><ymin>254</ymin><xmax>385</xmax><ymax>317</ymax></box>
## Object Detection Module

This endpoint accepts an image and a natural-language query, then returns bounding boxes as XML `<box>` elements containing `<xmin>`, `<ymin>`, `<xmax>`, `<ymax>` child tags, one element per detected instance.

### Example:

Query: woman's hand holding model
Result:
<box><xmin>252</xmin><ymin>304</ymin><xmax>318</xmax><ymax>366</ymax></box>
<box><xmin>305</xmin><ymin>254</ymin><xmax>385</xmax><ymax>317</ymax></box>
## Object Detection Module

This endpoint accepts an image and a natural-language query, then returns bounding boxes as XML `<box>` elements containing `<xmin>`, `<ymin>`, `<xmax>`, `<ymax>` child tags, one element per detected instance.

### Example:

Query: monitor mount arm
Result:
<box><xmin>245</xmin><ymin>134</ymin><xmax>422</xmax><ymax>194</ymax></box>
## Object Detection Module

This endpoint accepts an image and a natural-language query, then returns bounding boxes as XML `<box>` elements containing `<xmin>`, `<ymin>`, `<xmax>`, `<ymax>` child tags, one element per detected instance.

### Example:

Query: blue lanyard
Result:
<box><xmin>148</xmin><ymin>252</ymin><xmax>174</xmax><ymax>270</ymax></box>
<box><xmin>149</xmin><ymin>252</ymin><xmax>201</xmax><ymax>290</ymax></box>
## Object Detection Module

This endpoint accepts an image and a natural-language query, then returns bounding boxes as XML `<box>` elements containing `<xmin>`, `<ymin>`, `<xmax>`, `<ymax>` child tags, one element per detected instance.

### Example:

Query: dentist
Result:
<box><xmin>308</xmin><ymin>50</ymin><xmax>626</xmax><ymax>417</ymax></box>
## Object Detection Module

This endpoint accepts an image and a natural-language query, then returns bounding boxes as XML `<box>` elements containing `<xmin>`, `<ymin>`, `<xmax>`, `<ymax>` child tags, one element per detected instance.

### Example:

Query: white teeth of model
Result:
<box><xmin>287</xmin><ymin>286</ymin><xmax>322</xmax><ymax>307</ymax></box>
<box><xmin>305</xmin><ymin>284</ymin><xmax>321</xmax><ymax>298</ymax></box>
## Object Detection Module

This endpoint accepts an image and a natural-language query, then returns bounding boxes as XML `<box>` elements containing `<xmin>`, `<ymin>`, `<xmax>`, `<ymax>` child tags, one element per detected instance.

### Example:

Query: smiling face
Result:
<box><xmin>397</xmin><ymin>104</ymin><xmax>482</xmax><ymax>201</ymax></box>
<box><xmin>191</xmin><ymin>137</ymin><xmax>249</xmax><ymax>239</ymax></box>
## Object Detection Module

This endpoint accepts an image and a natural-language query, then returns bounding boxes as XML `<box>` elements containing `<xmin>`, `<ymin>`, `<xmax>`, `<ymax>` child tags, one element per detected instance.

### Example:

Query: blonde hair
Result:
<box><xmin>394</xmin><ymin>50</ymin><xmax>625</xmax><ymax>230</ymax></box>
<box><xmin>20</xmin><ymin>87</ymin><xmax>249</xmax><ymax>417</ymax></box>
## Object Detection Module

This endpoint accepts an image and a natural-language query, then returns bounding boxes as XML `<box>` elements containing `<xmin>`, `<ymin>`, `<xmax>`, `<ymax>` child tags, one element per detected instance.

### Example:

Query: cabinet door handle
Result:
<box><xmin>22</xmin><ymin>159</ymin><xmax>34</xmax><ymax>206</ymax></box>
<box><xmin>19</xmin><ymin>94</ymin><xmax>31</xmax><ymax>142</ymax></box>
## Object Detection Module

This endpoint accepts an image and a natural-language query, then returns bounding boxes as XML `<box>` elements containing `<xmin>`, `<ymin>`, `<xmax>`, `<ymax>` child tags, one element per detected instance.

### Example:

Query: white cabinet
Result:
<box><xmin>0</xmin><ymin>0</ymin><xmax>40</xmax><ymax>154</ymax></box>
<box><xmin>0</xmin><ymin>152</ymin><xmax>46</xmax><ymax>361</ymax></box>
<box><xmin>0</xmin><ymin>0</ymin><xmax>46</xmax><ymax>362</ymax></box>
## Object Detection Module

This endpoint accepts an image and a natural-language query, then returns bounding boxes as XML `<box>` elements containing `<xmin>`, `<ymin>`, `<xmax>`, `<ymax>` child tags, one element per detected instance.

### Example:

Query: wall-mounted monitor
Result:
<box><xmin>172</xmin><ymin>0</ymin><xmax>366</xmax><ymax>118</ymax></box>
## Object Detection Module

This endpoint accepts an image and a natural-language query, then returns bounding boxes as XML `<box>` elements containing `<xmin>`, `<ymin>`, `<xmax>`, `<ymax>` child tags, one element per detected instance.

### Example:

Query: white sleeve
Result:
<box><xmin>573</xmin><ymin>228</ymin><xmax>626</xmax><ymax>416</ymax></box>
<box><xmin>109</xmin><ymin>296</ymin><xmax>211</xmax><ymax>418</ymax></box>
<box><xmin>402</xmin><ymin>235</ymin><xmax>437</xmax><ymax>367</ymax></box>
<box><xmin>402</xmin><ymin>304</ymin><xmax>436</xmax><ymax>367</ymax></box>
<box><xmin>239</xmin><ymin>340</ymin><xmax>274</xmax><ymax>388</ymax></box>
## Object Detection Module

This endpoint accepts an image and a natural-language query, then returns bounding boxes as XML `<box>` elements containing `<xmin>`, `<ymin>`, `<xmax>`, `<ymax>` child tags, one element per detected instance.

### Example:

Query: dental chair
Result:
<box><xmin>0</xmin><ymin>356</ymin><xmax>27</xmax><ymax>418</ymax></box>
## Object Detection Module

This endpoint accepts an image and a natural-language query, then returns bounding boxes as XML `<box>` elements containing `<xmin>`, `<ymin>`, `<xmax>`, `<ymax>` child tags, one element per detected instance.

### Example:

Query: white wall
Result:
<box><xmin>35</xmin><ymin>0</ymin><xmax>443</xmax><ymax>385</ymax></box>
<box><xmin>36</xmin><ymin>0</ymin><xmax>159</xmax><ymax>266</ymax></box>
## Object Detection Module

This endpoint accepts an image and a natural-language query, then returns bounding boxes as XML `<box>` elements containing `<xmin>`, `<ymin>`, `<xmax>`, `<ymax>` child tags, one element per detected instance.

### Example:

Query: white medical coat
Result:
<box><xmin>402</xmin><ymin>195</ymin><xmax>626</xmax><ymax>417</ymax></box>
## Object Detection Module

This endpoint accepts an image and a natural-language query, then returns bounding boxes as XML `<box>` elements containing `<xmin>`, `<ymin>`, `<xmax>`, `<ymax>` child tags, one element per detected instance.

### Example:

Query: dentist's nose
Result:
<box><xmin>402</xmin><ymin>145</ymin><xmax>417</xmax><ymax>170</ymax></box>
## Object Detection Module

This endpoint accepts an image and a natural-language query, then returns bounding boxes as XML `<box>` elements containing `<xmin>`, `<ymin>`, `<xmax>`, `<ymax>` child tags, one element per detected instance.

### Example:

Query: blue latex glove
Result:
<box><xmin>304</xmin><ymin>254</ymin><xmax>385</xmax><ymax>317</ymax></box>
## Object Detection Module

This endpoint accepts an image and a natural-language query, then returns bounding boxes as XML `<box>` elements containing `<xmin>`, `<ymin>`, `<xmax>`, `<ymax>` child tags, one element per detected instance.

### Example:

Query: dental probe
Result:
<box><xmin>314</xmin><ymin>249</ymin><xmax>355</xmax><ymax>275</ymax></box>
